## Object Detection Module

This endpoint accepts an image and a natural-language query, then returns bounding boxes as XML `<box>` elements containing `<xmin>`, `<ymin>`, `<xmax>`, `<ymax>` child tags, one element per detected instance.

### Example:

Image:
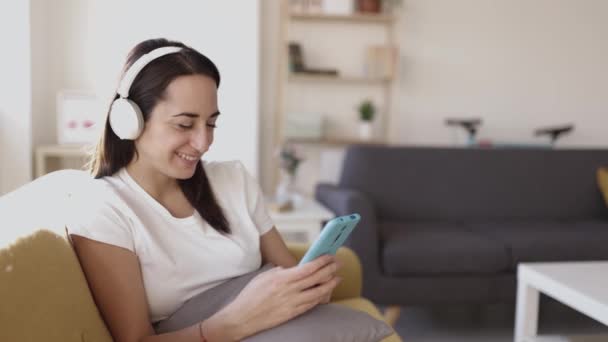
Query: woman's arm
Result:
<box><xmin>260</xmin><ymin>227</ymin><xmax>298</xmax><ymax>267</ymax></box>
<box><xmin>71</xmin><ymin>235</ymin><xmax>238</xmax><ymax>342</ymax></box>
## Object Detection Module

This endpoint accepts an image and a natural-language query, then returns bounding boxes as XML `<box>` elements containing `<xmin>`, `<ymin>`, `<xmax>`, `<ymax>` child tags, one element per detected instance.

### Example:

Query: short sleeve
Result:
<box><xmin>66</xmin><ymin>183</ymin><xmax>135</xmax><ymax>252</ymax></box>
<box><xmin>236</xmin><ymin>161</ymin><xmax>275</xmax><ymax>236</ymax></box>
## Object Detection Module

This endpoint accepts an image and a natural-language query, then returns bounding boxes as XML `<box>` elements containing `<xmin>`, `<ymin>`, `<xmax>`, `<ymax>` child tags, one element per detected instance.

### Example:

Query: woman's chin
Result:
<box><xmin>173</xmin><ymin>171</ymin><xmax>196</xmax><ymax>180</ymax></box>
<box><xmin>170</xmin><ymin>164</ymin><xmax>198</xmax><ymax>180</ymax></box>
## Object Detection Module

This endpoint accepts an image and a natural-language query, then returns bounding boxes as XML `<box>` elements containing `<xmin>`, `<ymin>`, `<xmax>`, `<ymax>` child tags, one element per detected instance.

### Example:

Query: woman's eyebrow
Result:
<box><xmin>172</xmin><ymin>111</ymin><xmax>221</xmax><ymax>118</ymax></box>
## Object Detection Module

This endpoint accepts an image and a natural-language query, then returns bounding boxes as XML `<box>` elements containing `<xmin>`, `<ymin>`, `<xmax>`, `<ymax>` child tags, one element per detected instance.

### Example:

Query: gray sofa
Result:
<box><xmin>315</xmin><ymin>146</ymin><xmax>608</xmax><ymax>306</ymax></box>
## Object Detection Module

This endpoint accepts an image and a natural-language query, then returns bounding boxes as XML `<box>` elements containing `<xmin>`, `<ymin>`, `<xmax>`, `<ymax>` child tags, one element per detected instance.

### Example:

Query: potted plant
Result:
<box><xmin>358</xmin><ymin>0</ymin><xmax>381</xmax><ymax>13</ymax></box>
<box><xmin>358</xmin><ymin>99</ymin><xmax>376</xmax><ymax>140</ymax></box>
<box><xmin>274</xmin><ymin>143</ymin><xmax>304</xmax><ymax>211</ymax></box>
<box><xmin>358</xmin><ymin>0</ymin><xmax>403</xmax><ymax>14</ymax></box>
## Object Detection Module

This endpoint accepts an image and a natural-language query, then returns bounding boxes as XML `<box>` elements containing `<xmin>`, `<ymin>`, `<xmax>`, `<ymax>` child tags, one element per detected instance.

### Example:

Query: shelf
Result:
<box><xmin>290</xmin><ymin>12</ymin><xmax>394</xmax><ymax>24</ymax></box>
<box><xmin>289</xmin><ymin>73</ymin><xmax>391</xmax><ymax>84</ymax></box>
<box><xmin>36</xmin><ymin>144</ymin><xmax>91</xmax><ymax>156</ymax></box>
<box><xmin>35</xmin><ymin>144</ymin><xmax>92</xmax><ymax>178</ymax></box>
<box><xmin>286</xmin><ymin>137</ymin><xmax>386</xmax><ymax>146</ymax></box>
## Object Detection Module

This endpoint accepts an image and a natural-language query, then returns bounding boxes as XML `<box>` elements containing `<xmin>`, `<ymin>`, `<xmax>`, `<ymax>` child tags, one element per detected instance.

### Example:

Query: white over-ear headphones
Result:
<box><xmin>109</xmin><ymin>46</ymin><xmax>183</xmax><ymax>140</ymax></box>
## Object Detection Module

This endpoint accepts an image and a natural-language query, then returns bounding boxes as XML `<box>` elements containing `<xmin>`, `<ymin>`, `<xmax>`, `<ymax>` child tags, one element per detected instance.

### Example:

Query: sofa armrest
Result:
<box><xmin>315</xmin><ymin>183</ymin><xmax>382</xmax><ymax>287</ymax></box>
<box><xmin>287</xmin><ymin>243</ymin><xmax>362</xmax><ymax>301</ymax></box>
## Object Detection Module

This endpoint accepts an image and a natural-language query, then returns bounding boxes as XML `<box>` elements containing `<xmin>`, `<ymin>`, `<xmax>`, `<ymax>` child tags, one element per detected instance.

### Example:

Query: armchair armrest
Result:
<box><xmin>287</xmin><ymin>243</ymin><xmax>362</xmax><ymax>301</ymax></box>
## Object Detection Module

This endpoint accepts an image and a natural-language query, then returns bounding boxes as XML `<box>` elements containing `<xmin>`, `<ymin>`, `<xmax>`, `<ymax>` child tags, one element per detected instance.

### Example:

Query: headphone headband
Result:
<box><xmin>109</xmin><ymin>46</ymin><xmax>182</xmax><ymax>140</ymax></box>
<box><xmin>117</xmin><ymin>46</ymin><xmax>183</xmax><ymax>98</ymax></box>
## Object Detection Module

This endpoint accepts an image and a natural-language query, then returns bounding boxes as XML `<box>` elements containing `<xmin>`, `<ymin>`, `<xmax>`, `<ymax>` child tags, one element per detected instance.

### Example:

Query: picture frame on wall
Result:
<box><xmin>56</xmin><ymin>90</ymin><xmax>103</xmax><ymax>145</ymax></box>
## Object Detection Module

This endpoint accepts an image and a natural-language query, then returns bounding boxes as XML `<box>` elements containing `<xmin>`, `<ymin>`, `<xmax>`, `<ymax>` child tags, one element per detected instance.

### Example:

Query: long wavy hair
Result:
<box><xmin>89</xmin><ymin>38</ymin><xmax>231</xmax><ymax>234</ymax></box>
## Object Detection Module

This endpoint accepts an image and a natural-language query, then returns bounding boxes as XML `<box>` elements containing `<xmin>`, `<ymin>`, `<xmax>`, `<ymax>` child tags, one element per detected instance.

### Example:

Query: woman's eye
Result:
<box><xmin>178</xmin><ymin>124</ymin><xmax>193</xmax><ymax>129</ymax></box>
<box><xmin>207</xmin><ymin>123</ymin><xmax>218</xmax><ymax>129</ymax></box>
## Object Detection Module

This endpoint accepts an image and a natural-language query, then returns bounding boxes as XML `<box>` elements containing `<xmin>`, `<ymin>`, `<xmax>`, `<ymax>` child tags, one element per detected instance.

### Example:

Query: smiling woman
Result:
<box><xmin>67</xmin><ymin>38</ymin><xmax>341</xmax><ymax>342</ymax></box>
<box><xmin>91</xmin><ymin>40</ymin><xmax>229</xmax><ymax>233</ymax></box>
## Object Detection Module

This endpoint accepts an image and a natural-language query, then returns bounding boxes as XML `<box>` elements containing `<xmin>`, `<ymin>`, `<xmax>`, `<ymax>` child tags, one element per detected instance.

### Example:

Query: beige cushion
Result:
<box><xmin>0</xmin><ymin>230</ymin><xmax>112</xmax><ymax>342</ymax></box>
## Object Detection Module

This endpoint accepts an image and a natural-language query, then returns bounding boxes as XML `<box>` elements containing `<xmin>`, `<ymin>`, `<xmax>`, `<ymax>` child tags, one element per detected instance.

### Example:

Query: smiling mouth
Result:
<box><xmin>176</xmin><ymin>152</ymin><xmax>200</xmax><ymax>162</ymax></box>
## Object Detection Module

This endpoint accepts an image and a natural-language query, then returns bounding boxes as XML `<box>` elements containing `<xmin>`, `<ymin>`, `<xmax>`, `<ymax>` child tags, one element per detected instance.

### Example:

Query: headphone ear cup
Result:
<box><xmin>109</xmin><ymin>98</ymin><xmax>144</xmax><ymax>140</ymax></box>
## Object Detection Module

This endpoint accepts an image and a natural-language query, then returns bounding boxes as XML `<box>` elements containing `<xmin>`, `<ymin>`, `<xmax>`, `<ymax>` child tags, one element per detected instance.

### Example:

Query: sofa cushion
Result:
<box><xmin>467</xmin><ymin>220</ymin><xmax>608</xmax><ymax>270</ymax></box>
<box><xmin>380</xmin><ymin>222</ymin><xmax>510</xmax><ymax>276</ymax></box>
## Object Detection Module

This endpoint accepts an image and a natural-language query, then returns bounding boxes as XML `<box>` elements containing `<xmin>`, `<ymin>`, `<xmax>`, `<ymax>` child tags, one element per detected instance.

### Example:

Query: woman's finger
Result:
<box><xmin>293</xmin><ymin>276</ymin><xmax>341</xmax><ymax>306</ymax></box>
<box><xmin>280</xmin><ymin>254</ymin><xmax>335</xmax><ymax>282</ymax></box>
<box><xmin>292</xmin><ymin>261</ymin><xmax>339</xmax><ymax>291</ymax></box>
<box><xmin>320</xmin><ymin>293</ymin><xmax>331</xmax><ymax>304</ymax></box>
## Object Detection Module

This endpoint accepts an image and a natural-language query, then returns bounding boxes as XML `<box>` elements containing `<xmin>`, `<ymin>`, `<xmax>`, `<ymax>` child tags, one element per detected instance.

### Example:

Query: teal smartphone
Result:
<box><xmin>298</xmin><ymin>213</ymin><xmax>361</xmax><ymax>265</ymax></box>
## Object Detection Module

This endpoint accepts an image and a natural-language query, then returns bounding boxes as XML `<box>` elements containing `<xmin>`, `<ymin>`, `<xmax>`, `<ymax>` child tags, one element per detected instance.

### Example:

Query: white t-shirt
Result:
<box><xmin>67</xmin><ymin>160</ymin><xmax>274</xmax><ymax>323</ymax></box>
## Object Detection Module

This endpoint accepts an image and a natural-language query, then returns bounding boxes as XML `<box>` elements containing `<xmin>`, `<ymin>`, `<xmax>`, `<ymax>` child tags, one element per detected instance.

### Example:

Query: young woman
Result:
<box><xmin>69</xmin><ymin>38</ymin><xmax>340</xmax><ymax>342</ymax></box>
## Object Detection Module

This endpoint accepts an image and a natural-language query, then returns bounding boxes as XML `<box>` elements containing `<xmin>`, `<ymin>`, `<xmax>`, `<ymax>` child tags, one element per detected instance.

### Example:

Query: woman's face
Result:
<box><xmin>133</xmin><ymin>74</ymin><xmax>219</xmax><ymax>180</ymax></box>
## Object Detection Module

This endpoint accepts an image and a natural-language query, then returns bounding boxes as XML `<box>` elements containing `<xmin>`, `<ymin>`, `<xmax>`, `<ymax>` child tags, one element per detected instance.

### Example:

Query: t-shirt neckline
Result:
<box><xmin>118</xmin><ymin>168</ymin><xmax>200</xmax><ymax>226</ymax></box>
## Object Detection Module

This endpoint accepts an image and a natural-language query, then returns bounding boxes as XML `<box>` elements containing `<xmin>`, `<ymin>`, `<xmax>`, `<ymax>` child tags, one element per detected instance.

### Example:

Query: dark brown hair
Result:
<box><xmin>89</xmin><ymin>38</ymin><xmax>230</xmax><ymax>234</ymax></box>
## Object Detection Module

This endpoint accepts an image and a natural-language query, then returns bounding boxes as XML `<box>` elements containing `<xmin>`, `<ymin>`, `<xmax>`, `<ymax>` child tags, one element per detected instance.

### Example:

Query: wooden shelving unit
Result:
<box><xmin>272</xmin><ymin>0</ymin><xmax>399</xmax><ymax>189</ymax></box>
<box><xmin>286</xmin><ymin>137</ymin><xmax>386</xmax><ymax>146</ymax></box>
<box><xmin>290</xmin><ymin>13</ymin><xmax>394</xmax><ymax>24</ymax></box>
<box><xmin>288</xmin><ymin>73</ymin><xmax>391</xmax><ymax>84</ymax></box>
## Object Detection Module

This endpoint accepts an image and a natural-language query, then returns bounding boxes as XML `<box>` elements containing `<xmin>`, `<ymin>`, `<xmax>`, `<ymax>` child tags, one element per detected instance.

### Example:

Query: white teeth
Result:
<box><xmin>177</xmin><ymin>153</ymin><xmax>198</xmax><ymax>161</ymax></box>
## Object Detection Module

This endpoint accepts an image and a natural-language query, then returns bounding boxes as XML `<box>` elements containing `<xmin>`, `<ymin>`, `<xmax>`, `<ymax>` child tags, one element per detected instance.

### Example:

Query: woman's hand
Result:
<box><xmin>203</xmin><ymin>255</ymin><xmax>341</xmax><ymax>341</ymax></box>
<box><xmin>316</xmin><ymin>258</ymin><xmax>342</xmax><ymax>304</ymax></box>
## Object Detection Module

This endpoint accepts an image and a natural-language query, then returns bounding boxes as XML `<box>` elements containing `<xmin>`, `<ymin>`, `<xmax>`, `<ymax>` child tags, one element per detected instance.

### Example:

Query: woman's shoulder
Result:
<box><xmin>203</xmin><ymin>159</ymin><xmax>244</xmax><ymax>170</ymax></box>
<box><xmin>203</xmin><ymin>160</ymin><xmax>247</xmax><ymax>178</ymax></box>
<box><xmin>202</xmin><ymin>160</ymin><xmax>254</xmax><ymax>193</ymax></box>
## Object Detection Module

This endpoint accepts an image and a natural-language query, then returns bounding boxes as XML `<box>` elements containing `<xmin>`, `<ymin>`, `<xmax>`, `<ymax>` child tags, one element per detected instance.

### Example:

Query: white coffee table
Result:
<box><xmin>514</xmin><ymin>261</ymin><xmax>608</xmax><ymax>342</ymax></box>
<box><xmin>268</xmin><ymin>196</ymin><xmax>334</xmax><ymax>243</ymax></box>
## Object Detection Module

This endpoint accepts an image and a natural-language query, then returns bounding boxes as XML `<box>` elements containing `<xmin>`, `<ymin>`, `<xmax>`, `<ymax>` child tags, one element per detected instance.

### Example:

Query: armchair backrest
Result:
<box><xmin>0</xmin><ymin>230</ymin><xmax>112</xmax><ymax>341</ymax></box>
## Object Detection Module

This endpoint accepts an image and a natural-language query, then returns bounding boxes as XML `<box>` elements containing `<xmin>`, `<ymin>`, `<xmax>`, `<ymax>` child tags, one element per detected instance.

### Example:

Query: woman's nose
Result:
<box><xmin>190</xmin><ymin>128</ymin><xmax>210</xmax><ymax>152</ymax></box>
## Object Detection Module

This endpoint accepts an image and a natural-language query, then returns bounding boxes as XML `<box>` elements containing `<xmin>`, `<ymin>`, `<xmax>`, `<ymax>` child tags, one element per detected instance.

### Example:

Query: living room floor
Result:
<box><xmin>388</xmin><ymin>296</ymin><xmax>608</xmax><ymax>341</ymax></box>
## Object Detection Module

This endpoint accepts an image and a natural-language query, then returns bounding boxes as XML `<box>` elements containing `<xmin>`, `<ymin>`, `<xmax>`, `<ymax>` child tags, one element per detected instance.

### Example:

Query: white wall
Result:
<box><xmin>259</xmin><ymin>0</ymin><xmax>608</xmax><ymax>194</ymax></box>
<box><xmin>29</xmin><ymin>0</ymin><xmax>260</xmax><ymax>177</ymax></box>
<box><xmin>259</xmin><ymin>1</ymin><xmax>281</xmax><ymax>196</ymax></box>
<box><xmin>0</xmin><ymin>0</ymin><xmax>32</xmax><ymax>194</ymax></box>
<box><xmin>395</xmin><ymin>0</ymin><xmax>608</xmax><ymax>147</ymax></box>
<box><xmin>30</xmin><ymin>0</ymin><xmax>53</xmax><ymax>148</ymax></box>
